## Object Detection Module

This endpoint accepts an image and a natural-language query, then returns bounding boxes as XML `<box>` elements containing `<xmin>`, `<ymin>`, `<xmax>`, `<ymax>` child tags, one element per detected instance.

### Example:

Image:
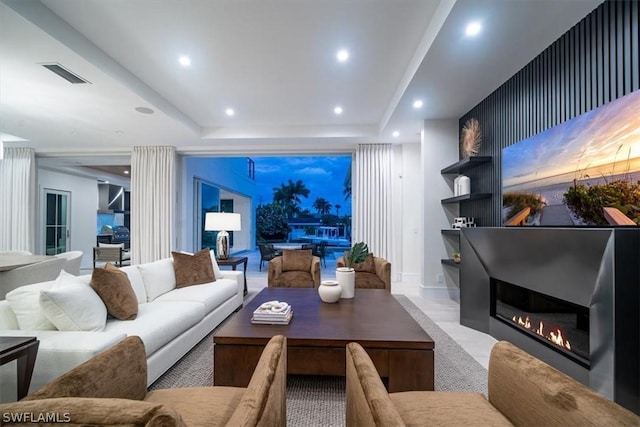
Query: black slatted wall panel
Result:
<box><xmin>459</xmin><ymin>0</ymin><xmax>639</xmax><ymax>226</ymax></box>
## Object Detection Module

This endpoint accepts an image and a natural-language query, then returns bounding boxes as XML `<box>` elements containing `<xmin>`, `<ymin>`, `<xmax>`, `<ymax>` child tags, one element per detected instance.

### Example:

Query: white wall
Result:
<box><xmin>399</xmin><ymin>143</ymin><xmax>423</xmax><ymax>289</ymax></box>
<box><xmin>421</xmin><ymin>119</ymin><xmax>459</xmax><ymax>299</ymax></box>
<box><xmin>37</xmin><ymin>168</ymin><xmax>98</xmax><ymax>270</ymax></box>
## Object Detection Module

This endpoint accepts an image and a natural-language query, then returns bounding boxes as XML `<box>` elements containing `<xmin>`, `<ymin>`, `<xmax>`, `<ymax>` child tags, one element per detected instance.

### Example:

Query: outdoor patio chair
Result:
<box><xmin>258</xmin><ymin>243</ymin><xmax>281</xmax><ymax>272</ymax></box>
<box><xmin>313</xmin><ymin>241</ymin><xmax>328</xmax><ymax>268</ymax></box>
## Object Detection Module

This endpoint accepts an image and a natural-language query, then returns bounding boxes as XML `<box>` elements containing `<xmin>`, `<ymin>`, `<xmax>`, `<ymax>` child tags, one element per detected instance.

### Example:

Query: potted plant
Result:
<box><xmin>344</xmin><ymin>241</ymin><xmax>369</xmax><ymax>268</ymax></box>
<box><xmin>336</xmin><ymin>242</ymin><xmax>369</xmax><ymax>299</ymax></box>
<box><xmin>452</xmin><ymin>249</ymin><xmax>461</xmax><ymax>263</ymax></box>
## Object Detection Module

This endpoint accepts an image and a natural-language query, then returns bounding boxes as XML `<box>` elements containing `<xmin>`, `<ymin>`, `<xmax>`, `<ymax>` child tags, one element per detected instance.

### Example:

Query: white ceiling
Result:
<box><xmin>0</xmin><ymin>0</ymin><xmax>603</xmax><ymax>161</ymax></box>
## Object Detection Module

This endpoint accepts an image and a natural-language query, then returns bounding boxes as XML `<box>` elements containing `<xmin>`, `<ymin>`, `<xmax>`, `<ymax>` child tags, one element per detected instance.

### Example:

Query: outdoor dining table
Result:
<box><xmin>273</xmin><ymin>243</ymin><xmax>303</xmax><ymax>251</ymax></box>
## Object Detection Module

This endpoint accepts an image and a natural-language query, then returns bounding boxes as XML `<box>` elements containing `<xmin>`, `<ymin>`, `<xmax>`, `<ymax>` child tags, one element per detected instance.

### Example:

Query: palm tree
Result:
<box><xmin>340</xmin><ymin>215</ymin><xmax>352</xmax><ymax>240</ymax></box>
<box><xmin>313</xmin><ymin>197</ymin><xmax>332</xmax><ymax>216</ymax></box>
<box><xmin>343</xmin><ymin>164</ymin><xmax>352</xmax><ymax>200</ymax></box>
<box><xmin>334</xmin><ymin>204</ymin><xmax>342</xmax><ymax>236</ymax></box>
<box><xmin>272</xmin><ymin>179</ymin><xmax>310</xmax><ymax>218</ymax></box>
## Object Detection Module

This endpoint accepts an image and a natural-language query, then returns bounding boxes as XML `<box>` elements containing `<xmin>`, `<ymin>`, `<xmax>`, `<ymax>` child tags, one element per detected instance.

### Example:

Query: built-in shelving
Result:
<box><xmin>441</xmin><ymin>259</ymin><xmax>460</xmax><ymax>267</ymax></box>
<box><xmin>441</xmin><ymin>193</ymin><xmax>491</xmax><ymax>204</ymax></box>
<box><xmin>439</xmin><ymin>157</ymin><xmax>491</xmax><ymax>284</ymax></box>
<box><xmin>440</xmin><ymin>156</ymin><xmax>491</xmax><ymax>174</ymax></box>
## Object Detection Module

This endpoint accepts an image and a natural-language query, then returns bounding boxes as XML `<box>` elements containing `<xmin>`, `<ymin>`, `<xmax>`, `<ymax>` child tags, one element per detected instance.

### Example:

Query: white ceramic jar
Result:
<box><xmin>336</xmin><ymin>267</ymin><xmax>355</xmax><ymax>298</ymax></box>
<box><xmin>318</xmin><ymin>280</ymin><xmax>342</xmax><ymax>303</ymax></box>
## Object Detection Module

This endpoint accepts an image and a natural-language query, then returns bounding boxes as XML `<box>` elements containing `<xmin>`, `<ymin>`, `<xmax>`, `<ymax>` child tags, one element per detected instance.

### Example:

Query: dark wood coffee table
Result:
<box><xmin>213</xmin><ymin>288</ymin><xmax>434</xmax><ymax>392</ymax></box>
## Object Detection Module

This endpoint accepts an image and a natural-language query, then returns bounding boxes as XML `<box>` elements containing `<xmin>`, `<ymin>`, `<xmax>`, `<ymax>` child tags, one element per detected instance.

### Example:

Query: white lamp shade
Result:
<box><xmin>205</xmin><ymin>212</ymin><xmax>241</xmax><ymax>231</ymax></box>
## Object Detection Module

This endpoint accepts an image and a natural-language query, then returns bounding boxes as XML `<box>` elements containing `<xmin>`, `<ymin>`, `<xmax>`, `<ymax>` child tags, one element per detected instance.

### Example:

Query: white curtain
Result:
<box><xmin>352</xmin><ymin>144</ymin><xmax>393</xmax><ymax>262</ymax></box>
<box><xmin>131</xmin><ymin>146</ymin><xmax>176</xmax><ymax>264</ymax></box>
<box><xmin>0</xmin><ymin>148</ymin><xmax>36</xmax><ymax>252</ymax></box>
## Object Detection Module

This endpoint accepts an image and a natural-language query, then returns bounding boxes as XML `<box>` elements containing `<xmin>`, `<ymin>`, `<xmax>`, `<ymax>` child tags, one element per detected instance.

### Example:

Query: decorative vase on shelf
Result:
<box><xmin>336</xmin><ymin>267</ymin><xmax>355</xmax><ymax>299</ymax></box>
<box><xmin>318</xmin><ymin>280</ymin><xmax>342</xmax><ymax>303</ymax></box>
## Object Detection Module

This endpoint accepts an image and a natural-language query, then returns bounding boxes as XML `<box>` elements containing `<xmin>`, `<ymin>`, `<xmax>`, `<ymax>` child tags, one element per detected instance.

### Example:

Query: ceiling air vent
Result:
<box><xmin>40</xmin><ymin>63</ymin><xmax>91</xmax><ymax>84</ymax></box>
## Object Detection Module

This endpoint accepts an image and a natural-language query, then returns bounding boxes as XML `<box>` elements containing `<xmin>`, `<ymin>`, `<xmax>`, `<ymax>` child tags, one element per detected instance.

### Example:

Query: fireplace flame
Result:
<box><xmin>511</xmin><ymin>315</ymin><xmax>572</xmax><ymax>351</ymax></box>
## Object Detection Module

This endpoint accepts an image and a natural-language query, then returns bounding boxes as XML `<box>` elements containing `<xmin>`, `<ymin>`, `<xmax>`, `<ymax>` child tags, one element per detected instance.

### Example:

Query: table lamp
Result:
<box><xmin>205</xmin><ymin>212</ymin><xmax>241</xmax><ymax>260</ymax></box>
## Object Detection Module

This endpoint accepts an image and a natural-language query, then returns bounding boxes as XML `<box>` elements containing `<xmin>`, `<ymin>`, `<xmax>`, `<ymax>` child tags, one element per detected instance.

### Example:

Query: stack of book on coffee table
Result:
<box><xmin>251</xmin><ymin>300</ymin><xmax>293</xmax><ymax>325</ymax></box>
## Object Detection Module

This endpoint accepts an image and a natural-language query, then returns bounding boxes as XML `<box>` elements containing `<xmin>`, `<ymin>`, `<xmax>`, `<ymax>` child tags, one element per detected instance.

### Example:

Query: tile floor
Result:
<box><xmin>240</xmin><ymin>248</ymin><xmax>497</xmax><ymax>369</ymax></box>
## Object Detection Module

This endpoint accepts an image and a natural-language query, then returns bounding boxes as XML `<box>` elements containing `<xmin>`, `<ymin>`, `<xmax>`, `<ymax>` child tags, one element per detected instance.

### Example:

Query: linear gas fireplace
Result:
<box><xmin>491</xmin><ymin>279</ymin><xmax>589</xmax><ymax>367</ymax></box>
<box><xmin>459</xmin><ymin>228</ymin><xmax>639</xmax><ymax>415</ymax></box>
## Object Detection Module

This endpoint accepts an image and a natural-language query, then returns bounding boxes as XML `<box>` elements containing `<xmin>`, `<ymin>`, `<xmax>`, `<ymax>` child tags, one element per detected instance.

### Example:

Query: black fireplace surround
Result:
<box><xmin>460</xmin><ymin>228</ymin><xmax>640</xmax><ymax>414</ymax></box>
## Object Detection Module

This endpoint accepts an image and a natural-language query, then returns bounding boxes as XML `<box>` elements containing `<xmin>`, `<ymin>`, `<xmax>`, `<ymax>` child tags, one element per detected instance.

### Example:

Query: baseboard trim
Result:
<box><xmin>419</xmin><ymin>285</ymin><xmax>460</xmax><ymax>302</ymax></box>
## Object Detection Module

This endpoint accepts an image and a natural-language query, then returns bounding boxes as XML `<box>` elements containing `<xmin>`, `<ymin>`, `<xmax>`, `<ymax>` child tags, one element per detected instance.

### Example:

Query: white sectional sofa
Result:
<box><xmin>0</xmin><ymin>253</ymin><xmax>243</xmax><ymax>402</ymax></box>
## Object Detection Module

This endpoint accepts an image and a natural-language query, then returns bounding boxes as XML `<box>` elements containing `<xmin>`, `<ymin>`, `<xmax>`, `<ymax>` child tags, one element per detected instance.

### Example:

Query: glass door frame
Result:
<box><xmin>41</xmin><ymin>188</ymin><xmax>71</xmax><ymax>255</ymax></box>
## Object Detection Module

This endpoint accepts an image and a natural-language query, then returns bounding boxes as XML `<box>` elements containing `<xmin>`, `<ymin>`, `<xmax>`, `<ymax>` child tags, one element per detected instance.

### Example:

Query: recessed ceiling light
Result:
<box><xmin>225</xmin><ymin>108</ymin><xmax>235</xmax><ymax>117</ymax></box>
<box><xmin>178</xmin><ymin>55</ymin><xmax>191</xmax><ymax>67</ymax></box>
<box><xmin>392</xmin><ymin>131</ymin><xmax>400</xmax><ymax>138</ymax></box>
<box><xmin>135</xmin><ymin>107</ymin><xmax>154</xmax><ymax>114</ymax></box>
<box><xmin>334</xmin><ymin>106</ymin><xmax>343</xmax><ymax>115</ymax></box>
<box><xmin>124</xmin><ymin>170</ymin><xmax>129</xmax><ymax>175</ymax></box>
<box><xmin>412</xmin><ymin>100</ymin><xmax>423</xmax><ymax>109</ymax></box>
<box><xmin>336</xmin><ymin>49</ymin><xmax>349</xmax><ymax>62</ymax></box>
<box><xmin>465</xmin><ymin>21</ymin><xmax>482</xmax><ymax>37</ymax></box>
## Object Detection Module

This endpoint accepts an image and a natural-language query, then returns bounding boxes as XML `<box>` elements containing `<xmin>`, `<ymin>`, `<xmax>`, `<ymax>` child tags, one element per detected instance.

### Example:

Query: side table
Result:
<box><xmin>216</xmin><ymin>256</ymin><xmax>248</xmax><ymax>296</ymax></box>
<box><xmin>0</xmin><ymin>336</ymin><xmax>39</xmax><ymax>400</ymax></box>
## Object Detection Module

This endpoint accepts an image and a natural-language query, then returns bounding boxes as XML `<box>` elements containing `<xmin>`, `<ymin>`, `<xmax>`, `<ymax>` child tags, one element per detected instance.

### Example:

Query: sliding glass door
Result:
<box><xmin>194</xmin><ymin>178</ymin><xmax>220</xmax><ymax>251</ymax></box>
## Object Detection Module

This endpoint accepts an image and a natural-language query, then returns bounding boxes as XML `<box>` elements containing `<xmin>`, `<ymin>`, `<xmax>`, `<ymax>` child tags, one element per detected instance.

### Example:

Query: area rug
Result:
<box><xmin>149</xmin><ymin>294</ymin><xmax>488</xmax><ymax>426</ymax></box>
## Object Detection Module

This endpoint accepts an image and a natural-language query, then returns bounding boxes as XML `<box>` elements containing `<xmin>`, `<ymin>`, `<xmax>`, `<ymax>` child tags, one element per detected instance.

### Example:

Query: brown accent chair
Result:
<box><xmin>268</xmin><ymin>249</ymin><xmax>320</xmax><ymax>288</ymax></box>
<box><xmin>345</xmin><ymin>340</ymin><xmax>640</xmax><ymax>427</ymax></box>
<box><xmin>337</xmin><ymin>254</ymin><xmax>391</xmax><ymax>292</ymax></box>
<box><xmin>1</xmin><ymin>335</ymin><xmax>287</xmax><ymax>426</ymax></box>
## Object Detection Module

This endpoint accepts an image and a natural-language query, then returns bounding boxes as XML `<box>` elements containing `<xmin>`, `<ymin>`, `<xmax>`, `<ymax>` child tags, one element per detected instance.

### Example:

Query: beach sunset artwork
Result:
<box><xmin>502</xmin><ymin>89</ymin><xmax>640</xmax><ymax>226</ymax></box>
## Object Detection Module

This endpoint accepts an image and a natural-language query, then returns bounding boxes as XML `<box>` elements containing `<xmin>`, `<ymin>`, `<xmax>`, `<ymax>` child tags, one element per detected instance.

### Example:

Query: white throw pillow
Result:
<box><xmin>119</xmin><ymin>265</ymin><xmax>148</xmax><ymax>304</ymax></box>
<box><xmin>209</xmin><ymin>250</ymin><xmax>223</xmax><ymax>280</ymax></box>
<box><xmin>5</xmin><ymin>281</ymin><xmax>57</xmax><ymax>330</ymax></box>
<box><xmin>137</xmin><ymin>258</ymin><xmax>176</xmax><ymax>301</ymax></box>
<box><xmin>39</xmin><ymin>271</ymin><xmax>107</xmax><ymax>331</ymax></box>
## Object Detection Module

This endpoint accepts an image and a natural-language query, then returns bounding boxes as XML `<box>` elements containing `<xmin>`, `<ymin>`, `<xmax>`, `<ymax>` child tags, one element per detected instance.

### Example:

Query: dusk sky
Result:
<box><xmin>252</xmin><ymin>155</ymin><xmax>352</xmax><ymax>216</ymax></box>
<box><xmin>503</xmin><ymin>89</ymin><xmax>640</xmax><ymax>189</ymax></box>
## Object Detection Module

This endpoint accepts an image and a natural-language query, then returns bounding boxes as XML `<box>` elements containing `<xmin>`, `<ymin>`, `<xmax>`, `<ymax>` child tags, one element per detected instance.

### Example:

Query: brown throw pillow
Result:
<box><xmin>282</xmin><ymin>249</ymin><xmax>312</xmax><ymax>272</ymax></box>
<box><xmin>353</xmin><ymin>253</ymin><xmax>375</xmax><ymax>273</ymax></box>
<box><xmin>171</xmin><ymin>249</ymin><xmax>215</xmax><ymax>288</ymax></box>
<box><xmin>90</xmin><ymin>263</ymin><xmax>138</xmax><ymax>320</ymax></box>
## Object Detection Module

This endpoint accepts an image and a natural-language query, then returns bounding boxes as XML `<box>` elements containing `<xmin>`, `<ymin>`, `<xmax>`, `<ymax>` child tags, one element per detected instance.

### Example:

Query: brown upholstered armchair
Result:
<box><xmin>268</xmin><ymin>249</ymin><xmax>321</xmax><ymax>288</ymax></box>
<box><xmin>337</xmin><ymin>254</ymin><xmax>391</xmax><ymax>292</ymax></box>
<box><xmin>4</xmin><ymin>335</ymin><xmax>287</xmax><ymax>426</ymax></box>
<box><xmin>345</xmin><ymin>340</ymin><xmax>640</xmax><ymax>426</ymax></box>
